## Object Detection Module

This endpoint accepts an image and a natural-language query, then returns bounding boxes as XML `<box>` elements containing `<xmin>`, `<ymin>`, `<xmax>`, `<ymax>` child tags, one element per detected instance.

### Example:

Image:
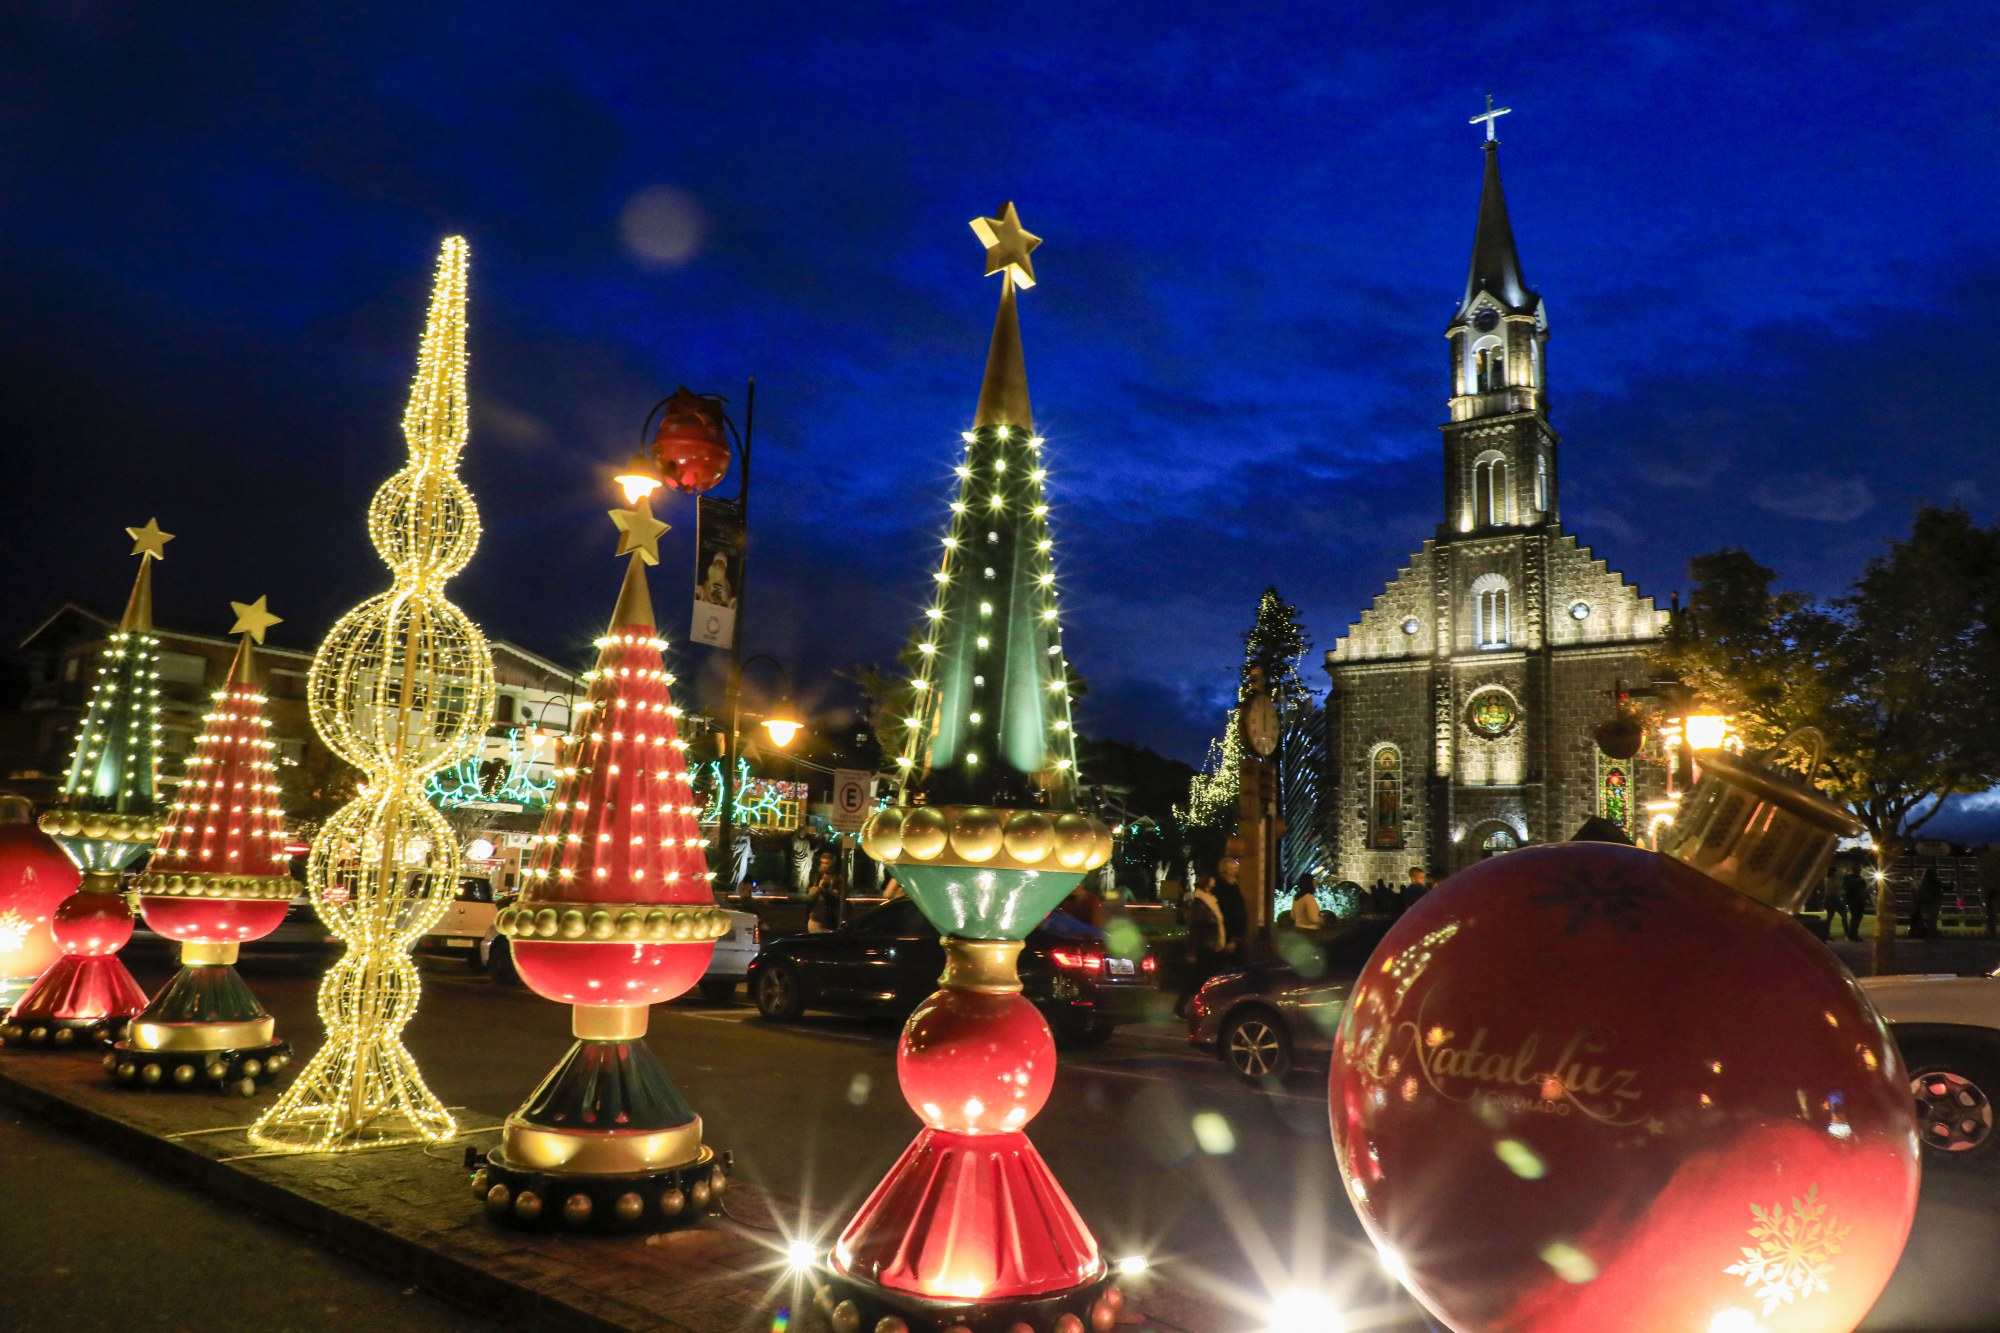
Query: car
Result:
<box><xmin>1860</xmin><ymin>966</ymin><xmax>2000</xmax><ymax>1166</ymax></box>
<box><xmin>1187</xmin><ymin>919</ymin><xmax>1394</xmax><ymax>1080</ymax></box>
<box><xmin>478</xmin><ymin>898</ymin><xmax>761</xmax><ymax>1001</ymax></box>
<box><xmin>747</xmin><ymin>898</ymin><xmax>1158</xmax><ymax>1043</ymax></box>
<box><xmin>416</xmin><ymin>871</ymin><xmax>500</xmax><ymax>967</ymax></box>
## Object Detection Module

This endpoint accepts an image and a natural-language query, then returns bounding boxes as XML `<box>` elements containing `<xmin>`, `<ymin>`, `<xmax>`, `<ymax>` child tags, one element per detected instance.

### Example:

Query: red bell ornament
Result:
<box><xmin>1330</xmin><ymin>733</ymin><xmax>1919</xmax><ymax>1333</ymax></box>
<box><xmin>647</xmin><ymin>386</ymin><xmax>732</xmax><ymax>494</ymax></box>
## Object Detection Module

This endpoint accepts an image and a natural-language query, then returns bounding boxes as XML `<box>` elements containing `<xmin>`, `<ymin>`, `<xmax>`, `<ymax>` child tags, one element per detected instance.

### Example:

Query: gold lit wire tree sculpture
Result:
<box><xmin>252</xmin><ymin>237</ymin><xmax>495</xmax><ymax>1153</ymax></box>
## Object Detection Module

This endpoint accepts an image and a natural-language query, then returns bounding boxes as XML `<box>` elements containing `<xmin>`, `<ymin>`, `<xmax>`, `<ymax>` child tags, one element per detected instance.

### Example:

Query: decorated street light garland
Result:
<box><xmin>108</xmin><ymin>597</ymin><xmax>296</xmax><ymax>1094</ymax></box>
<box><xmin>251</xmin><ymin>237</ymin><xmax>496</xmax><ymax>1153</ymax></box>
<box><xmin>812</xmin><ymin>203</ymin><xmax>1122</xmax><ymax>1333</ymax></box>
<box><xmin>469</xmin><ymin>496</ymin><xmax>732</xmax><ymax>1231</ymax></box>
<box><xmin>2</xmin><ymin>521</ymin><xmax>171</xmax><ymax>1049</ymax></box>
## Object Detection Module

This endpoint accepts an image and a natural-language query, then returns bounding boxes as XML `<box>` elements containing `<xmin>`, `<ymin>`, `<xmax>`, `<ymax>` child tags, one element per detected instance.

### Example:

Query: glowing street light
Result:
<box><xmin>614</xmin><ymin>452</ymin><xmax>663</xmax><ymax>505</ymax></box>
<box><xmin>1682</xmin><ymin>710</ymin><xmax>1731</xmax><ymax>752</ymax></box>
<box><xmin>760</xmin><ymin>698</ymin><xmax>804</xmax><ymax>749</ymax></box>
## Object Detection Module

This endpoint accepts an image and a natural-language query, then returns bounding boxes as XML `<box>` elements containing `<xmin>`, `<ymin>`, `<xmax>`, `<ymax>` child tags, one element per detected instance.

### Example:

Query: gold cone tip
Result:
<box><xmin>402</xmin><ymin>236</ymin><xmax>471</xmax><ymax>467</ymax></box>
<box><xmin>973</xmin><ymin>275</ymin><xmax>1033</xmax><ymax>431</ymax></box>
<box><xmin>609</xmin><ymin>552</ymin><xmax>657</xmax><ymax>632</ymax></box>
<box><xmin>119</xmin><ymin>555</ymin><xmax>155</xmax><ymax>632</ymax></box>
<box><xmin>225</xmin><ymin>634</ymin><xmax>258</xmax><ymax>689</ymax></box>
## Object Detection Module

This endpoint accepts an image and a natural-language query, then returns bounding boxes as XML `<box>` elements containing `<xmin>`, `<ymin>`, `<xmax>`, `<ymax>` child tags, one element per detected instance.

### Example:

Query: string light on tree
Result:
<box><xmin>3</xmin><ymin>521</ymin><xmax>172</xmax><ymax>1049</ymax></box>
<box><xmin>110</xmin><ymin>596</ymin><xmax>297</xmax><ymax>1093</ymax></box>
<box><xmin>826</xmin><ymin>203</ymin><xmax>1121</xmax><ymax>1333</ymax></box>
<box><xmin>252</xmin><ymin>237</ymin><xmax>496</xmax><ymax>1153</ymax></box>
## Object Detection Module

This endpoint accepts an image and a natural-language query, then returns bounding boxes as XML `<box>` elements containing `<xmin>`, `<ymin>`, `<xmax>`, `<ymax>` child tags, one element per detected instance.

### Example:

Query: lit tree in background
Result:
<box><xmin>834</xmin><ymin>203</ymin><xmax>1122</xmax><ymax>1333</ymax></box>
<box><xmin>3</xmin><ymin>520</ymin><xmax>171</xmax><ymax>1048</ymax></box>
<box><xmin>113</xmin><ymin>596</ymin><xmax>297</xmax><ymax>1092</ymax></box>
<box><xmin>252</xmin><ymin>238</ymin><xmax>496</xmax><ymax>1151</ymax></box>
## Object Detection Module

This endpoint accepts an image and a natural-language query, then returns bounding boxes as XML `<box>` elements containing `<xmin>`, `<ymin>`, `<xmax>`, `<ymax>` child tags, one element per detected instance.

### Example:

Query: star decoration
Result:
<box><xmin>229</xmin><ymin>596</ymin><xmax>283</xmax><ymax>644</ymax></box>
<box><xmin>970</xmin><ymin>201</ymin><xmax>1041</xmax><ymax>290</ymax></box>
<box><xmin>610</xmin><ymin>506</ymin><xmax>670</xmax><ymax>566</ymax></box>
<box><xmin>126</xmin><ymin>517</ymin><xmax>174</xmax><ymax>561</ymax></box>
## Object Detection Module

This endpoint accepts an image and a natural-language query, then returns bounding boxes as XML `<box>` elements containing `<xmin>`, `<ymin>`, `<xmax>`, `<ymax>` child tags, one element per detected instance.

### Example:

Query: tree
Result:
<box><xmin>1654</xmin><ymin>508</ymin><xmax>2000</xmax><ymax>973</ymax></box>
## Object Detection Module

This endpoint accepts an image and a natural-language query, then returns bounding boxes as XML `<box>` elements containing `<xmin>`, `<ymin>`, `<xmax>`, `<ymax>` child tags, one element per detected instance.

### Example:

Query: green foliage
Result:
<box><xmin>1242</xmin><ymin>586</ymin><xmax>1314</xmax><ymax>720</ymax></box>
<box><xmin>1654</xmin><ymin>507</ymin><xmax>2000</xmax><ymax>856</ymax></box>
<box><xmin>1179</xmin><ymin>711</ymin><xmax>1241</xmax><ymax>831</ymax></box>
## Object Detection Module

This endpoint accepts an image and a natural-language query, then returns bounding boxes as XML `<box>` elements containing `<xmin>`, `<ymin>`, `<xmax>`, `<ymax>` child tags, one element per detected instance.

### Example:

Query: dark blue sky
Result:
<box><xmin>4</xmin><ymin>5</ymin><xmax>1998</xmax><ymax>789</ymax></box>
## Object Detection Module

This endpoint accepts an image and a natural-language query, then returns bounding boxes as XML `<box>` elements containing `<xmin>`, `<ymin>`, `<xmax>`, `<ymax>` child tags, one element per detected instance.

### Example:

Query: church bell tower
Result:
<box><xmin>1443</xmin><ymin>97</ymin><xmax>1556</xmax><ymax>537</ymax></box>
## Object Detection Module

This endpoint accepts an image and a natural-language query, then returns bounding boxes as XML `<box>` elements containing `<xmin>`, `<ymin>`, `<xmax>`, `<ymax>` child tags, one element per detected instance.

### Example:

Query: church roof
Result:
<box><xmin>1452</xmin><ymin>144</ymin><xmax>1539</xmax><ymax>327</ymax></box>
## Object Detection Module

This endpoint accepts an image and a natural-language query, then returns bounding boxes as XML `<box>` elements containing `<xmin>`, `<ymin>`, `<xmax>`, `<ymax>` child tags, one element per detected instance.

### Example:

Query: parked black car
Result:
<box><xmin>748</xmin><ymin>899</ymin><xmax>1158</xmax><ymax>1043</ymax></box>
<box><xmin>1187</xmin><ymin>919</ymin><xmax>1394</xmax><ymax>1079</ymax></box>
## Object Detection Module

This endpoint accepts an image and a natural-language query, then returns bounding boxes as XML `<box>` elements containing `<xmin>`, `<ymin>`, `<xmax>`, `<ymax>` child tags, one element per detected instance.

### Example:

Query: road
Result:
<box><xmin>35</xmin><ymin>940</ymin><xmax>2000</xmax><ymax>1330</ymax></box>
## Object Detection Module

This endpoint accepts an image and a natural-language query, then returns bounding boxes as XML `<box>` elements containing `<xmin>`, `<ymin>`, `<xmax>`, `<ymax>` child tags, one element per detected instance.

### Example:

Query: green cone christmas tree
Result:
<box><xmin>3</xmin><ymin>521</ymin><xmax>172</xmax><ymax>1048</ymax></box>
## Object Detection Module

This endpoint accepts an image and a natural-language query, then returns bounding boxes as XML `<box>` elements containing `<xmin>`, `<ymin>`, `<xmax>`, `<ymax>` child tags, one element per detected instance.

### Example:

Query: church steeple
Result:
<box><xmin>1452</xmin><ymin>140</ymin><xmax>1538</xmax><ymax>327</ymax></box>
<box><xmin>1442</xmin><ymin>98</ymin><xmax>1557</xmax><ymax>534</ymax></box>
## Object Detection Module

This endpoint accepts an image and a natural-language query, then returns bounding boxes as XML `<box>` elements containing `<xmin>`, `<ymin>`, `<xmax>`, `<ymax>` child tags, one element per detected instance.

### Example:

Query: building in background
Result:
<box><xmin>1323</xmin><ymin>134</ymin><xmax>1669</xmax><ymax>881</ymax></box>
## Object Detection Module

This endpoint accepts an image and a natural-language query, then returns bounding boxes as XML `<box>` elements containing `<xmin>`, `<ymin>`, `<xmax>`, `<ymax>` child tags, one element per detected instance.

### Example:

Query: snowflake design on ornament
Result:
<box><xmin>1528</xmin><ymin>860</ymin><xmax>1667</xmax><ymax>935</ymax></box>
<box><xmin>1723</xmin><ymin>1185</ymin><xmax>1851</xmax><ymax>1315</ymax></box>
<box><xmin>0</xmin><ymin>909</ymin><xmax>27</xmax><ymax>954</ymax></box>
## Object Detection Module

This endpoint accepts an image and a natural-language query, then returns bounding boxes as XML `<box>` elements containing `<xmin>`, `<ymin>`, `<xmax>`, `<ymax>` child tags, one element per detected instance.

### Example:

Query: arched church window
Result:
<box><xmin>1534</xmin><ymin>455</ymin><xmax>1548</xmax><ymax>513</ymax></box>
<box><xmin>1370</xmin><ymin>745</ymin><xmax>1403</xmax><ymax>849</ymax></box>
<box><xmin>1598</xmin><ymin>754</ymin><xmax>1632</xmax><ymax>834</ymax></box>
<box><xmin>1474</xmin><ymin>338</ymin><xmax>1506</xmax><ymax>393</ymax></box>
<box><xmin>1481</xmin><ymin>826</ymin><xmax>1520</xmax><ymax>857</ymax></box>
<box><xmin>1472</xmin><ymin>450</ymin><xmax>1510</xmax><ymax>527</ymax></box>
<box><xmin>1470</xmin><ymin>573</ymin><xmax>1511</xmax><ymax>649</ymax></box>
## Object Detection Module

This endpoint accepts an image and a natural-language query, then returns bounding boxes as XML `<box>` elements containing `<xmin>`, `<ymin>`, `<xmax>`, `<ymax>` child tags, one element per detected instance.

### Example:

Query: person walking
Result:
<box><xmin>806</xmin><ymin>851</ymin><xmax>847</xmax><ymax>934</ymax></box>
<box><xmin>1913</xmin><ymin>866</ymin><xmax>1945</xmax><ymax>939</ymax></box>
<box><xmin>1839</xmin><ymin>863</ymin><xmax>1869</xmax><ymax>942</ymax></box>
<box><xmin>1212</xmin><ymin>856</ymin><xmax>1249</xmax><ymax>962</ymax></box>
<box><xmin>1175</xmin><ymin>873</ymin><xmax>1229</xmax><ymax>1020</ymax></box>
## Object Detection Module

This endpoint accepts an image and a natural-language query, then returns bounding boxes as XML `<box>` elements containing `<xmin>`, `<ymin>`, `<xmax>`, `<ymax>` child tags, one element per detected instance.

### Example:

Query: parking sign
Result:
<box><xmin>831</xmin><ymin>769</ymin><xmax>874</xmax><ymax>833</ymax></box>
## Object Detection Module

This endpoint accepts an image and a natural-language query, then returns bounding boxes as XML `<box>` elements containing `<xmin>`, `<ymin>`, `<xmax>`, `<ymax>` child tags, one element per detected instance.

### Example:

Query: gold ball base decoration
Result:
<box><xmin>471</xmin><ymin>1146</ymin><xmax>731</xmax><ymax>1234</ymax></box>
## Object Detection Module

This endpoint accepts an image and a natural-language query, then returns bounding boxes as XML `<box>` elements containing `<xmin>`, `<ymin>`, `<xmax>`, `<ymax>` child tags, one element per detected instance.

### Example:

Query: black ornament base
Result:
<box><xmin>0</xmin><ymin>1015</ymin><xmax>129</xmax><ymax>1050</ymax></box>
<box><xmin>470</xmin><ymin>1145</ymin><xmax>733</xmax><ymax>1233</ymax></box>
<box><xmin>103</xmin><ymin>1040</ymin><xmax>292</xmax><ymax>1096</ymax></box>
<box><xmin>798</xmin><ymin>1270</ymin><xmax>1123</xmax><ymax>1333</ymax></box>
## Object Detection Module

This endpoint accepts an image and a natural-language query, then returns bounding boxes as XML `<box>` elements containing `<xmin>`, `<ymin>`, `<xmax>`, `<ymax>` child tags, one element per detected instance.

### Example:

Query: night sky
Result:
<box><xmin>5</xmin><ymin>7</ymin><xmax>1998</xmax><ymax>814</ymax></box>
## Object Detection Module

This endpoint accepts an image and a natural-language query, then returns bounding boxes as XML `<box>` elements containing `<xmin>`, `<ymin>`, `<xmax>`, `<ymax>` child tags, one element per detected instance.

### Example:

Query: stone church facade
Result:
<box><xmin>1323</xmin><ymin>137</ymin><xmax>1670</xmax><ymax>882</ymax></box>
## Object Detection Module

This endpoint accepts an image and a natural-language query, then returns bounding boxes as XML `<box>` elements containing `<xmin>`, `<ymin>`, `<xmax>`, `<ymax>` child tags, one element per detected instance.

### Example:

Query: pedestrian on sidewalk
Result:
<box><xmin>806</xmin><ymin>852</ymin><xmax>847</xmax><ymax>933</ymax></box>
<box><xmin>1840</xmin><ymin>863</ymin><xmax>1868</xmax><ymax>942</ymax></box>
<box><xmin>1175</xmin><ymin>872</ymin><xmax>1229</xmax><ymax>1020</ymax></box>
<box><xmin>1912</xmin><ymin>866</ymin><xmax>1944</xmax><ymax>939</ymax></box>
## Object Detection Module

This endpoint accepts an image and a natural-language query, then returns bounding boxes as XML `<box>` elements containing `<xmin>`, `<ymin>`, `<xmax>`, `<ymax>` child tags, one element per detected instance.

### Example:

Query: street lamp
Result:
<box><xmin>636</xmin><ymin>382</ymin><xmax>759</xmax><ymax>895</ymax></box>
<box><xmin>613</xmin><ymin>452</ymin><xmax>663</xmax><ymax>506</ymax></box>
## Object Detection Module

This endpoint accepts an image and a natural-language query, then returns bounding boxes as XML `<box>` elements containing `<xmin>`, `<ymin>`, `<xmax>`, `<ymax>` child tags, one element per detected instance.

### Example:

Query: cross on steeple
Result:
<box><xmin>1470</xmin><ymin>93</ymin><xmax>1511</xmax><ymax>144</ymax></box>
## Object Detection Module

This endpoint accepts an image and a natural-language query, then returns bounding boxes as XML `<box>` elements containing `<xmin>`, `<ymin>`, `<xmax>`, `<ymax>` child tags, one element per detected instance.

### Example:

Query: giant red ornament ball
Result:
<box><xmin>0</xmin><ymin>824</ymin><xmax>81</xmax><ymax>986</ymax></box>
<box><xmin>1330</xmin><ymin>842</ymin><xmax>1919</xmax><ymax>1333</ymax></box>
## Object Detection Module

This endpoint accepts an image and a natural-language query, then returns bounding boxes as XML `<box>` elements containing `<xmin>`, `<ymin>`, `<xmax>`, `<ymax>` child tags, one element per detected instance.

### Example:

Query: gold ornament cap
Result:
<box><xmin>1658</xmin><ymin>728</ymin><xmax>1862</xmax><ymax>914</ymax></box>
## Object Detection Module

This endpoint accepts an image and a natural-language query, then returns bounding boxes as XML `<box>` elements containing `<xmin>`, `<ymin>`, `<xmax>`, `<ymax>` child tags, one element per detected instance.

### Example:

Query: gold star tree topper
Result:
<box><xmin>230</xmin><ymin>596</ymin><xmax>283</xmax><ymax>644</ymax></box>
<box><xmin>126</xmin><ymin>518</ymin><xmax>174</xmax><ymax>561</ymax></box>
<box><xmin>971</xmin><ymin>202</ymin><xmax>1041</xmax><ymax>289</ymax></box>
<box><xmin>609</xmin><ymin>506</ymin><xmax>670</xmax><ymax>566</ymax></box>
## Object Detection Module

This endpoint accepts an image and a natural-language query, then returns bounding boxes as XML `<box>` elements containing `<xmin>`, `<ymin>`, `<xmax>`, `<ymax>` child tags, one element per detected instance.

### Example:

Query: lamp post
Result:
<box><xmin>720</xmin><ymin>652</ymin><xmax>801</xmax><ymax>893</ymax></box>
<box><xmin>635</xmin><ymin>381</ymin><xmax>763</xmax><ymax>895</ymax></box>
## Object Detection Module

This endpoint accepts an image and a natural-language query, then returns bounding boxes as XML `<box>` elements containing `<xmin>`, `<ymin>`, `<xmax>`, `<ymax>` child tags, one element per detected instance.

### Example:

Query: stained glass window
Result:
<box><xmin>1370</xmin><ymin>746</ymin><xmax>1402</xmax><ymax>849</ymax></box>
<box><xmin>1467</xmin><ymin>690</ymin><xmax>1518</xmax><ymax>738</ymax></box>
<box><xmin>1599</xmin><ymin>756</ymin><xmax>1631</xmax><ymax>833</ymax></box>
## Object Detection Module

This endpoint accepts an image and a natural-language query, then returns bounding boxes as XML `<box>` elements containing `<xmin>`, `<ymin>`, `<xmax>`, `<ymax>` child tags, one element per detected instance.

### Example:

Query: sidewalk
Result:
<box><xmin>0</xmin><ymin>1051</ymin><xmax>1238</xmax><ymax>1333</ymax></box>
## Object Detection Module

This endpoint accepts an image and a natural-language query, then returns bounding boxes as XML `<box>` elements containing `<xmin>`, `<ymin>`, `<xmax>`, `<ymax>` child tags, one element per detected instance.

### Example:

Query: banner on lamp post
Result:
<box><xmin>691</xmin><ymin>496</ymin><xmax>743</xmax><ymax>649</ymax></box>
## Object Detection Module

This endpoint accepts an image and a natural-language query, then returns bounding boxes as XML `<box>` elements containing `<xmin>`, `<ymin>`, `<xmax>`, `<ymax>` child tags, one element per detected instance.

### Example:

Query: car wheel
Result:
<box><xmin>698</xmin><ymin>977</ymin><xmax>738</xmax><ymax>1002</ymax></box>
<box><xmin>1905</xmin><ymin>1044</ymin><xmax>1999</xmax><ymax>1163</ymax></box>
<box><xmin>485</xmin><ymin>937</ymin><xmax>519</xmax><ymax>987</ymax></box>
<box><xmin>754</xmin><ymin>963</ymin><xmax>804</xmax><ymax>1021</ymax></box>
<box><xmin>465</xmin><ymin>943</ymin><xmax>487</xmax><ymax>973</ymax></box>
<box><xmin>1222</xmin><ymin>1009</ymin><xmax>1292</xmax><ymax>1081</ymax></box>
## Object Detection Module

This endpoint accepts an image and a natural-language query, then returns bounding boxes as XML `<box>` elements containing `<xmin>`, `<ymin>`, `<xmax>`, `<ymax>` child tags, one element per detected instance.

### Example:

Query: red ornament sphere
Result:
<box><xmin>899</xmin><ymin>989</ymin><xmax>1056</xmax><ymax>1134</ymax></box>
<box><xmin>0</xmin><ymin>824</ymin><xmax>80</xmax><ymax>982</ymax></box>
<box><xmin>511</xmin><ymin>939</ymin><xmax>712</xmax><ymax>1007</ymax></box>
<box><xmin>140</xmin><ymin>895</ymin><xmax>289</xmax><ymax>945</ymax></box>
<box><xmin>1329</xmin><ymin>843</ymin><xmax>1919</xmax><ymax>1333</ymax></box>
<box><xmin>52</xmin><ymin>891</ymin><xmax>135</xmax><ymax>957</ymax></box>
<box><xmin>648</xmin><ymin>387</ymin><xmax>732</xmax><ymax>494</ymax></box>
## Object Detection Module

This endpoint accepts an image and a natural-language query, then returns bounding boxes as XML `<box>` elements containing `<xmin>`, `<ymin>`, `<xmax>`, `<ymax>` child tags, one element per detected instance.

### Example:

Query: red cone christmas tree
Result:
<box><xmin>471</xmin><ymin>502</ymin><xmax>733</xmax><ymax>1230</ymax></box>
<box><xmin>112</xmin><ymin>597</ymin><xmax>296</xmax><ymax>1093</ymax></box>
<box><xmin>4</xmin><ymin>521</ymin><xmax>172</xmax><ymax>1049</ymax></box>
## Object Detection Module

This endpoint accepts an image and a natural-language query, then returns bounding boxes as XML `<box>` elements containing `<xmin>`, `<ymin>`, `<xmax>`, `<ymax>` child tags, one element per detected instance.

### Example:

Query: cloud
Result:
<box><xmin>1752</xmin><ymin>474</ymin><xmax>1875</xmax><ymax>523</ymax></box>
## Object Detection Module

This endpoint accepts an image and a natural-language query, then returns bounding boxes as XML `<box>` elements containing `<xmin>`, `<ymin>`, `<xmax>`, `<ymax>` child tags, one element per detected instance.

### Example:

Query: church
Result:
<box><xmin>1322</xmin><ymin>112</ymin><xmax>1670</xmax><ymax>882</ymax></box>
